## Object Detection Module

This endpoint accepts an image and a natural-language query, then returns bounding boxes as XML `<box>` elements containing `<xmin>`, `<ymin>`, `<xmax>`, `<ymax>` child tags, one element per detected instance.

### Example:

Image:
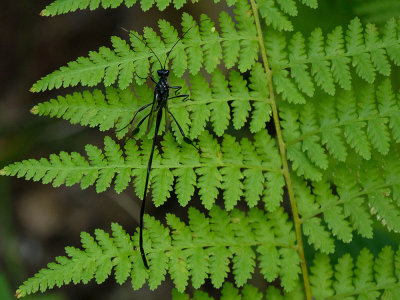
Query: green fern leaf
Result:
<box><xmin>346</xmin><ymin>17</ymin><xmax>376</xmax><ymax>83</ymax></box>
<box><xmin>309</xmin><ymin>247</ymin><xmax>400</xmax><ymax>299</ymax></box>
<box><xmin>31</xmin><ymin>63</ymin><xmax>274</xmax><ymax>143</ymax></box>
<box><xmin>333</xmin><ymin>254</ymin><xmax>354</xmax><ymax>296</ymax></box>
<box><xmin>172</xmin><ymin>281</ymin><xmax>305</xmax><ymax>300</ymax></box>
<box><xmin>326</xmin><ymin>26</ymin><xmax>352</xmax><ymax>90</ymax></box>
<box><xmin>268</xmin><ymin>17</ymin><xmax>400</xmax><ymax>100</ymax></box>
<box><xmin>289</xmin><ymin>32</ymin><xmax>315</xmax><ymax>97</ymax></box>
<box><xmin>310</xmin><ymin>254</ymin><xmax>334</xmax><ymax>298</ymax></box>
<box><xmin>13</xmin><ymin>206</ymin><xmax>300</xmax><ymax>297</ymax></box>
<box><xmin>308</xmin><ymin>28</ymin><xmax>335</xmax><ymax>95</ymax></box>
<box><xmin>31</xmin><ymin>10</ymin><xmax>259</xmax><ymax>92</ymax></box>
<box><xmin>258</xmin><ymin>0</ymin><xmax>293</xmax><ymax>31</ymax></box>
<box><xmin>2</xmin><ymin>132</ymin><xmax>283</xmax><ymax>211</ymax></box>
<box><xmin>283</xmin><ymin>80</ymin><xmax>400</xmax><ymax>180</ymax></box>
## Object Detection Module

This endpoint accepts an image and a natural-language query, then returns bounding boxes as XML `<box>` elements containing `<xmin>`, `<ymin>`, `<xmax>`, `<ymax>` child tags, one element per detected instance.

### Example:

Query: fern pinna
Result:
<box><xmin>2</xmin><ymin>0</ymin><xmax>400</xmax><ymax>299</ymax></box>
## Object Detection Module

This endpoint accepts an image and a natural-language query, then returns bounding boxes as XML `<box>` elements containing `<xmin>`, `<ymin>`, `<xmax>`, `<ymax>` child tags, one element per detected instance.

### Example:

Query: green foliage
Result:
<box><xmin>31</xmin><ymin>7</ymin><xmax>259</xmax><ymax>92</ymax></box>
<box><xmin>310</xmin><ymin>247</ymin><xmax>400</xmax><ymax>299</ymax></box>
<box><xmin>40</xmin><ymin>0</ymin><xmax>318</xmax><ymax>27</ymax></box>
<box><xmin>40</xmin><ymin>0</ymin><xmax>228</xmax><ymax>15</ymax></box>
<box><xmin>257</xmin><ymin>0</ymin><xmax>317</xmax><ymax>32</ymax></box>
<box><xmin>4</xmin><ymin>0</ymin><xmax>400</xmax><ymax>298</ymax></box>
<box><xmin>293</xmin><ymin>146</ymin><xmax>400</xmax><ymax>254</ymax></box>
<box><xmin>1</xmin><ymin>132</ymin><xmax>284</xmax><ymax>211</ymax></box>
<box><xmin>267</xmin><ymin>18</ymin><xmax>400</xmax><ymax>103</ymax></box>
<box><xmin>172</xmin><ymin>281</ymin><xmax>305</xmax><ymax>300</ymax></box>
<box><xmin>174</xmin><ymin>248</ymin><xmax>400</xmax><ymax>300</ymax></box>
<box><xmin>30</xmin><ymin>66</ymin><xmax>271</xmax><ymax>139</ymax></box>
<box><xmin>15</xmin><ymin>207</ymin><xmax>298</xmax><ymax>297</ymax></box>
<box><xmin>281</xmin><ymin>79</ymin><xmax>400</xmax><ymax>181</ymax></box>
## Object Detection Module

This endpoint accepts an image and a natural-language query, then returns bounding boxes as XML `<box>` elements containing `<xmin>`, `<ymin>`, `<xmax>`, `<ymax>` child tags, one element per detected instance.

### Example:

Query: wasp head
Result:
<box><xmin>157</xmin><ymin>69</ymin><xmax>169</xmax><ymax>78</ymax></box>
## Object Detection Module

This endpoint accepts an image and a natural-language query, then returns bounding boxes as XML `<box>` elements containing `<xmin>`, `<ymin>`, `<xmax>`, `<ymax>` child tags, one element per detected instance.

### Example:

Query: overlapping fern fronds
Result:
<box><xmin>1</xmin><ymin>131</ymin><xmax>284</xmax><ymax>211</ymax></box>
<box><xmin>6</xmin><ymin>0</ymin><xmax>400</xmax><ymax>298</ymax></box>
<box><xmin>286</xmin><ymin>142</ymin><xmax>400</xmax><ymax>254</ymax></box>
<box><xmin>31</xmin><ymin>65</ymin><xmax>270</xmax><ymax>138</ymax></box>
<box><xmin>267</xmin><ymin>18</ymin><xmax>400</xmax><ymax>103</ymax></box>
<box><xmin>310</xmin><ymin>246</ymin><xmax>400</xmax><ymax>299</ymax></box>
<box><xmin>31</xmin><ymin>13</ymin><xmax>400</xmax><ymax>110</ymax></box>
<box><xmin>15</xmin><ymin>207</ymin><xmax>298</xmax><ymax>297</ymax></box>
<box><xmin>31</xmin><ymin>5</ymin><xmax>258</xmax><ymax>92</ymax></box>
<box><xmin>40</xmin><ymin>0</ymin><xmax>318</xmax><ymax>32</ymax></box>
<box><xmin>172</xmin><ymin>282</ymin><xmax>305</xmax><ymax>300</ymax></box>
<box><xmin>281</xmin><ymin>79</ymin><xmax>400</xmax><ymax>181</ymax></box>
<box><xmin>173</xmin><ymin>246</ymin><xmax>400</xmax><ymax>300</ymax></box>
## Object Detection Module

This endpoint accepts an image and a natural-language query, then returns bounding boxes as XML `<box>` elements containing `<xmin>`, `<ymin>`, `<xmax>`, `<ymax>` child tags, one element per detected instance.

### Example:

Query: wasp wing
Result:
<box><xmin>164</xmin><ymin>101</ymin><xmax>172</xmax><ymax>133</ymax></box>
<box><xmin>146</xmin><ymin>92</ymin><xmax>158</xmax><ymax>135</ymax></box>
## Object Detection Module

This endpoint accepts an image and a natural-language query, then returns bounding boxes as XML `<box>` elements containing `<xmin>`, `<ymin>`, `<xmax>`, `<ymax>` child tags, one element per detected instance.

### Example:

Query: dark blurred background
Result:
<box><xmin>1</xmin><ymin>0</ymin><xmax>400</xmax><ymax>299</ymax></box>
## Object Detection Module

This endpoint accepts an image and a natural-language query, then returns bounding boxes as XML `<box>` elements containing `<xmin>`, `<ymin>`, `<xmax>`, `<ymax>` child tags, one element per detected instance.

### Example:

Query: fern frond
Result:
<box><xmin>310</xmin><ymin>247</ymin><xmax>400</xmax><ymax>299</ymax></box>
<box><xmin>1</xmin><ymin>131</ymin><xmax>284</xmax><ymax>211</ymax></box>
<box><xmin>30</xmin><ymin>65</ymin><xmax>271</xmax><ymax>140</ymax></box>
<box><xmin>281</xmin><ymin>79</ymin><xmax>400</xmax><ymax>181</ymax></box>
<box><xmin>31</xmin><ymin>6</ymin><xmax>259</xmax><ymax>92</ymax></box>
<box><xmin>295</xmin><ymin>146</ymin><xmax>400</xmax><ymax>253</ymax></box>
<box><xmin>40</xmin><ymin>0</ymin><xmax>232</xmax><ymax>16</ymax></box>
<box><xmin>15</xmin><ymin>207</ymin><xmax>299</xmax><ymax>297</ymax></box>
<box><xmin>41</xmin><ymin>0</ymin><xmax>318</xmax><ymax>30</ymax></box>
<box><xmin>172</xmin><ymin>281</ymin><xmax>305</xmax><ymax>300</ymax></box>
<box><xmin>255</xmin><ymin>0</ymin><xmax>318</xmax><ymax>32</ymax></box>
<box><xmin>267</xmin><ymin>18</ymin><xmax>400</xmax><ymax>103</ymax></box>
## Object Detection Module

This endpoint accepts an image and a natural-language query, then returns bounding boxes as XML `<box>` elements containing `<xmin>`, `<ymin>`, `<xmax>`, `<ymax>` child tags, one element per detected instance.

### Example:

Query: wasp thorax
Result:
<box><xmin>157</xmin><ymin>69</ymin><xmax>169</xmax><ymax>77</ymax></box>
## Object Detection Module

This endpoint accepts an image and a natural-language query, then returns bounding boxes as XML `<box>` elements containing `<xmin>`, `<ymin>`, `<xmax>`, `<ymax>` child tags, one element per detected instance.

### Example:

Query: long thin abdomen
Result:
<box><xmin>139</xmin><ymin>108</ymin><xmax>163</xmax><ymax>269</ymax></box>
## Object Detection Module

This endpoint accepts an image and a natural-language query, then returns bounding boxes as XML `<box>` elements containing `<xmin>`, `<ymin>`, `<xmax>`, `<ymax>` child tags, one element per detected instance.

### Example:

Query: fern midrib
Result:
<box><xmin>286</xmin><ymin>112</ymin><xmax>396</xmax><ymax>147</ymax></box>
<box><xmin>10</xmin><ymin>161</ymin><xmax>282</xmax><ymax>173</ymax></box>
<box><xmin>146</xmin><ymin>239</ymin><xmax>295</xmax><ymax>253</ymax></box>
<box><xmin>37</xmin><ymin>95</ymin><xmax>270</xmax><ymax>114</ymax></box>
<box><xmin>271</xmin><ymin>38</ymin><xmax>400</xmax><ymax>73</ymax></box>
<box><xmin>55</xmin><ymin>239</ymin><xmax>296</xmax><ymax>265</ymax></box>
<box><xmin>249</xmin><ymin>1</ymin><xmax>312</xmax><ymax>299</ymax></box>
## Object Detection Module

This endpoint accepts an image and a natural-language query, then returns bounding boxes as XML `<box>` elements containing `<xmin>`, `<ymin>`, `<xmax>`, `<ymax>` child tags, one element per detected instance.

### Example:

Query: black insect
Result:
<box><xmin>121</xmin><ymin>27</ymin><xmax>197</xmax><ymax>269</ymax></box>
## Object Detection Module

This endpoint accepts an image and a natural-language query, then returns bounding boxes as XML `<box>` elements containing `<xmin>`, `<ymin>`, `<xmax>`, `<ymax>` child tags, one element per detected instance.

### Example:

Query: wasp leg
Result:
<box><xmin>116</xmin><ymin>103</ymin><xmax>152</xmax><ymax>133</ymax></box>
<box><xmin>130</xmin><ymin>112</ymin><xmax>151</xmax><ymax>137</ymax></box>
<box><xmin>168</xmin><ymin>94</ymin><xmax>189</xmax><ymax>102</ymax></box>
<box><xmin>168</xmin><ymin>111</ymin><xmax>199</xmax><ymax>151</ymax></box>
<box><xmin>169</xmin><ymin>86</ymin><xmax>190</xmax><ymax>101</ymax></box>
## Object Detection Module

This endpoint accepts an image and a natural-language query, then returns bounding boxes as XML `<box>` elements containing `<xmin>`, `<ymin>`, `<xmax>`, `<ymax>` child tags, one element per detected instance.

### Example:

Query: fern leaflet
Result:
<box><xmin>41</xmin><ymin>0</ymin><xmax>318</xmax><ymax>31</ymax></box>
<box><xmin>267</xmin><ymin>18</ymin><xmax>400</xmax><ymax>103</ymax></box>
<box><xmin>31</xmin><ymin>66</ymin><xmax>271</xmax><ymax>139</ymax></box>
<box><xmin>31</xmin><ymin>7</ymin><xmax>258</xmax><ymax>92</ymax></box>
<box><xmin>172</xmin><ymin>281</ymin><xmax>305</xmax><ymax>300</ymax></box>
<box><xmin>281</xmin><ymin>79</ymin><xmax>400</xmax><ymax>181</ymax></box>
<box><xmin>1</xmin><ymin>132</ymin><xmax>284</xmax><ymax>212</ymax></box>
<box><xmin>15</xmin><ymin>207</ymin><xmax>298</xmax><ymax>297</ymax></box>
<box><xmin>294</xmin><ymin>147</ymin><xmax>400</xmax><ymax>253</ymax></box>
<box><xmin>310</xmin><ymin>247</ymin><xmax>400</xmax><ymax>299</ymax></box>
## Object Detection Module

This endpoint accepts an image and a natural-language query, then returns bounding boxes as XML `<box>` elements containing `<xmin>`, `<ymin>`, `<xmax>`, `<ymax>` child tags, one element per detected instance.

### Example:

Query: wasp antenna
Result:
<box><xmin>129</xmin><ymin>30</ymin><xmax>164</xmax><ymax>70</ymax></box>
<box><xmin>163</xmin><ymin>26</ymin><xmax>193</xmax><ymax>69</ymax></box>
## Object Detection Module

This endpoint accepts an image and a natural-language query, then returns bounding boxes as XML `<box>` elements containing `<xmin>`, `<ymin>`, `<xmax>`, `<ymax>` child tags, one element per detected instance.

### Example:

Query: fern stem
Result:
<box><xmin>249</xmin><ymin>1</ymin><xmax>312</xmax><ymax>299</ymax></box>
